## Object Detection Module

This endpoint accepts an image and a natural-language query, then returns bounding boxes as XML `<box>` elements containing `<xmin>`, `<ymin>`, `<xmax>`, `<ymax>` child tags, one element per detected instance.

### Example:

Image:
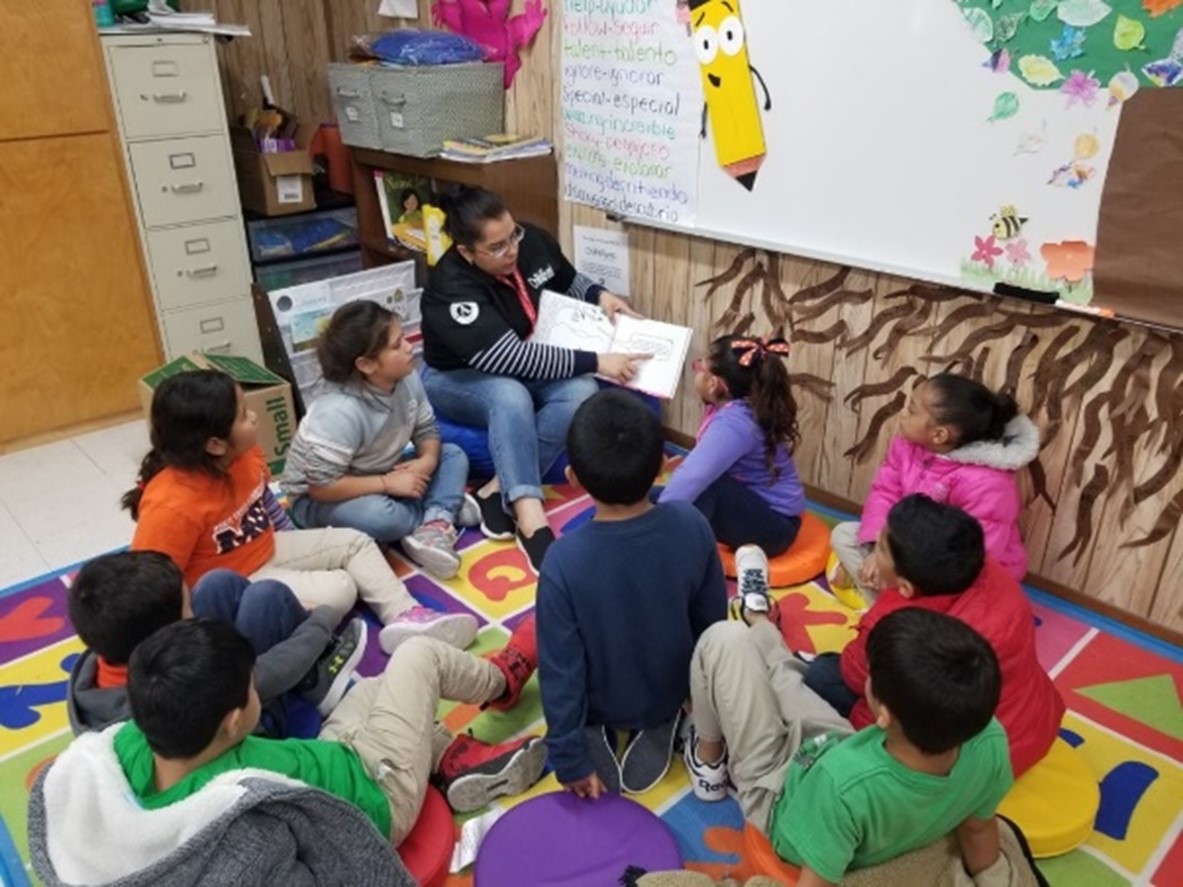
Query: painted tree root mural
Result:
<box><xmin>696</xmin><ymin>249</ymin><xmax>1183</xmax><ymax>568</ymax></box>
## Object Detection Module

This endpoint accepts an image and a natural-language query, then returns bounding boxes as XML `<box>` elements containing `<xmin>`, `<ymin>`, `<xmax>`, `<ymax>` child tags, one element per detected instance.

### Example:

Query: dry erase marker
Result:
<box><xmin>1055</xmin><ymin>300</ymin><xmax>1115</xmax><ymax>319</ymax></box>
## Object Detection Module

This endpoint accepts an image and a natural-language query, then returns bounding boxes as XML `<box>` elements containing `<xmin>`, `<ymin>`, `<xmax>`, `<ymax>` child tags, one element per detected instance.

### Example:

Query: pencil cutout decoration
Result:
<box><xmin>688</xmin><ymin>0</ymin><xmax>771</xmax><ymax>191</ymax></box>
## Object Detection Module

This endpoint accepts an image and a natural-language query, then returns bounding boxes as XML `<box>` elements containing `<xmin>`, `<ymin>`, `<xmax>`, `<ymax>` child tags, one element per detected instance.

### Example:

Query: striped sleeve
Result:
<box><xmin>567</xmin><ymin>271</ymin><xmax>606</xmax><ymax>305</ymax></box>
<box><xmin>470</xmin><ymin>330</ymin><xmax>598</xmax><ymax>380</ymax></box>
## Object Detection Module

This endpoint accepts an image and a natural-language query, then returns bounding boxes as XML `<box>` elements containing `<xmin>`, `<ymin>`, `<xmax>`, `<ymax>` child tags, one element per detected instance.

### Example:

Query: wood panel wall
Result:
<box><xmin>182</xmin><ymin>0</ymin><xmax>1183</xmax><ymax>635</ymax></box>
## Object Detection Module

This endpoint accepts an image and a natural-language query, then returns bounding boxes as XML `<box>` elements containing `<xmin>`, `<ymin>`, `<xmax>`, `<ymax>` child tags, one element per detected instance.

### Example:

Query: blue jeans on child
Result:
<box><xmin>190</xmin><ymin>569</ymin><xmax>327</xmax><ymax>736</ymax></box>
<box><xmin>692</xmin><ymin>474</ymin><xmax>801</xmax><ymax>557</ymax></box>
<box><xmin>289</xmin><ymin>442</ymin><xmax>470</xmax><ymax>542</ymax></box>
<box><xmin>420</xmin><ymin>367</ymin><xmax>598</xmax><ymax>506</ymax></box>
<box><xmin>802</xmin><ymin>652</ymin><xmax>861</xmax><ymax>718</ymax></box>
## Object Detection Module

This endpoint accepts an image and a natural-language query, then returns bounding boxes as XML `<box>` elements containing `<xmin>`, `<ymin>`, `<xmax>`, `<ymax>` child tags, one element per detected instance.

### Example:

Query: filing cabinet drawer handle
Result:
<box><xmin>184</xmin><ymin>265</ymin><xmax>219</xmax><ymax>279</ymax></box>
<box><xmin>335</xmin><ymin>87</ymin><xmax>361</xmax><ymax>98</ymax></box>
<box><xmin>204</xmin><ymin>341</ymin><xmax>232</xmax><ymax>354</ymax></box>
<box><xmin>169</xmin><ymin>181</ymin><xmax>205</xmax><ymax>194</ymax></box>
<box><xmin>144</xmin><ymin>91</ymin><xmax>188</xmax><ymax>103</ymax></box>
<box><xmin>380</xmin><ymin>92</ymin><xmax>407</xmax><ymax>106</ymax></box>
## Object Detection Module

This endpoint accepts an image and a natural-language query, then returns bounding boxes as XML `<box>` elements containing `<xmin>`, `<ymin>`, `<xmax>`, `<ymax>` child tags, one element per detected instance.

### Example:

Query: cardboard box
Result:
<box><xmin>231</xmin><ymin>124</ymin><xmax>317</xmax><ymax>216</ymax></box>
<box><xmin>138</xmin><ymin>353</ymin><xmax>296</xmax><ymax>474</ymax></box>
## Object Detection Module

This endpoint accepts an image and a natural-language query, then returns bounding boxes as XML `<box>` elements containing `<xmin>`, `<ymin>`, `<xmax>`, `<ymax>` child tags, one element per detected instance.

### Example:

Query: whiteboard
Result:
<box><xmin>561</xmin><ymin>0</ymin><xmax>1183</xmax><ymax>307</ymax></box>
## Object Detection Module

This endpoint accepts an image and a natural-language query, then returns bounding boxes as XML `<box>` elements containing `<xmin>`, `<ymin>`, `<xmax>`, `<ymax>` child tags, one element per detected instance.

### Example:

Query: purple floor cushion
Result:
<box><xmin>474</xmin><ymin>792</ymin><xmax>682</xmax><ymax>886</ymax></box>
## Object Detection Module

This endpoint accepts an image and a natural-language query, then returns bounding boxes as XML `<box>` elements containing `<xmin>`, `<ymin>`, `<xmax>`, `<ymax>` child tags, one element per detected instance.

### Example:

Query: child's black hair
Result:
<box><xmin>866</xmin><ymin>607</ymin><xmax>1001</xmax><ymax>755</ymax></box>
<box><xmin>926</xmin><ymin>373</ymin><xmax>1019</xmax><ymax>447</ymax></box>
<box><xmin>128</xmin><ymin>619</ymin><xmax>256</xmax><ymax>760</ymax></box>
<box><xmin>400</xmin><ymin>188</ymin><xmax>420</xmax><ymax>212</ymax></box>
<box><xmin>317</xmin><ymin>300</ymin><xmax>400</xmax><ymax>384</ymax></box>
<box><xmin>68</xmin><ymin>551</ymin><xmax>185</xmax><ymax>665</ymax></box>
<box><xmin>567</xmin><ymin>389</ymin><xmax>664</xmax><ymax>506</ymax></box>
<box><xmin>707</xmin><ymin>335</ymin><xmax>800</xmax><ymax>478</ymax></box>
<box><xmin>437</xmin><ymin>185</ymin><xmax>509</xmax><ymax>247</ymax></box>
<box><xmin>885</xmin><ymin>494</ymin><xmax>986</xmax><ymax>596</ymax></box>
<box><xmin>121</xmin><ymin>370</ymin><xmax>239</xmax><ymax>519</ymax></box>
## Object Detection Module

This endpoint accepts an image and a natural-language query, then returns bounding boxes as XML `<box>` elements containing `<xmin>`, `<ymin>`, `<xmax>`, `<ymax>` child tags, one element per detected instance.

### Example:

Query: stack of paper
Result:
<box><xmin>439</xmin><ymin>134</ymin><xmax>553</xmax><ymax>164</ymax></box>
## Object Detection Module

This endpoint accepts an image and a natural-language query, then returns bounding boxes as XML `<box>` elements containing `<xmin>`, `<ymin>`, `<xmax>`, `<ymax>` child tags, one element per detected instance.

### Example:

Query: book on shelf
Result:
<box><xmin>439</xmin><ymin>134</ymin><xmax>553</xmax><ymax>164</ymax></box>
<box><xmin>528</xmin><ymin>290</ymin><xmax>691</xmax><ymax>399</ymax></box>
<box><xmin>373</xmin><ymin>170</ymin><xmax>433</xmax><ymax>252</ymax></box>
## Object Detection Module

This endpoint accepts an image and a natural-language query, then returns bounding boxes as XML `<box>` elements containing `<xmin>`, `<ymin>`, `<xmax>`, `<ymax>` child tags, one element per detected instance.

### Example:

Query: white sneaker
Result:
<box><xmin>456</xmin><ymin>493</ymin><xmax>482</xmax><ymax>529</ymax></box>
<box><xmin>683</xmin><ymin>725</ymin><xmax>729</xmax><ymax>803</ymax></box>
<box><xmin>378</xmin><ymin>606</ymin><xmax>478</xmax><ymax>654</ymax></box>
<box><xmin>733</xmin><ymin>544</ymin><xmax>773</xmax><ymax>625</ymax></box>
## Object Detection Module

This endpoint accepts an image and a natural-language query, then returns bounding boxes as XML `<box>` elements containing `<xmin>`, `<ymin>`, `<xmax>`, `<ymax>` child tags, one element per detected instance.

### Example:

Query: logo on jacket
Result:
<box><xmin>527</xmin><ymin>265</ymin><xmax>555</xmax><ymax>289</ymax></box>
<box><xmin>450</xmin><ymin>302</ymin><xmax>480</xmax><ymax>325</ymax></box>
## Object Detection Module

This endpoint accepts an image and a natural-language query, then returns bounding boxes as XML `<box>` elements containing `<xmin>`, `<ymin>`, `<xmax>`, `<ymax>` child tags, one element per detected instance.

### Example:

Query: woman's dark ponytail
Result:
<box><xmin>927</xmin><ymin>374</ymin><xmax>1020</xmax><ymax>446</ymax></box>
<box><xmin>438</xmin><ymin>185</ymin><xmax>508</xmax><ymax>247</ymax></box>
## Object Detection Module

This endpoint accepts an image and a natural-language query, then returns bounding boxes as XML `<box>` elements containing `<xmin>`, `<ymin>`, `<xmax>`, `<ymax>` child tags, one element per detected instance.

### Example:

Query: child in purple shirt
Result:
<box><xmin>660</xmin><ymin>335</ymin><xmax>804</xmax><ymax>556</ymax></box>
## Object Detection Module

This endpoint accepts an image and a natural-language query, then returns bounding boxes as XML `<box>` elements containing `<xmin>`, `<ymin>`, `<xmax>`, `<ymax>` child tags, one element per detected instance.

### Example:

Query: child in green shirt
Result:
<box><xmin>113</xmin><ymin>616</ymin><xmax>543</xmax><ymax>847</ymax></box>
<box><xmin>685</xmin><ymin>571</ymin><xmax>1012</xmax><ymax>886</ymax></box>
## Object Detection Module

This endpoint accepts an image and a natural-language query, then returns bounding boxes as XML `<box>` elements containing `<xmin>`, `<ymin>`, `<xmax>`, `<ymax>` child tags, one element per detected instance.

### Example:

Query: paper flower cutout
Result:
<box><xmin>972</xmin><ymin>235</ymin><xmax>1005</xmax><ymax>270</ymax></box>
<box><xmin>1061</xmin><ymin>69</ymin><xmax>1101</xmax><ymax>107</ymax></box>
<box><xmin>1041</xmin><ymin>241</ymin><xmax>1096</xmax><ymax>283</ymax></box>
<box><xmin>1005</xmin><ymin>239</ymin><xmax>1032</xmax><ymax>267</ymax></box>
<box><xmin>1143</xmin><ymin>0</ymin><xmax>1183</xmax><ymax>17</ymax></box>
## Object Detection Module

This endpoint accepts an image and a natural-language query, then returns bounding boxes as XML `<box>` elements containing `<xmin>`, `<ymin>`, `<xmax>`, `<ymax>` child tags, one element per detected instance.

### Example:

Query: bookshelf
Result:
<box><xmin>349</xmin><ymin>147</ymin><xmax>559</xmax><ymax>273</ymax></box>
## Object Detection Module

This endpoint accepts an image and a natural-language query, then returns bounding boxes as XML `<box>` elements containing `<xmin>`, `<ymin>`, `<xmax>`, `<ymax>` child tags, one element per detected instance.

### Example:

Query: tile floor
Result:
<box><xmin>0</xmin><ymin>420</ymin><xmax>148</xmax><ymax>589</ymax></box>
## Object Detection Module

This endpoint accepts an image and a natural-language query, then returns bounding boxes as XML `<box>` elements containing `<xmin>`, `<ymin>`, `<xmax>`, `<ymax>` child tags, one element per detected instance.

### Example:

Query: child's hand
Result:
<box><xmin>563</xmin><ymin>772</ymin><xmax>608</xmax><ymax>800</ymax></box>
<box><xmin>393</xmin><ymin>455</ymin><xmax>437</xmax><ymax>480</ymax></box>
<box><xmin>858</xmin><ymin>559</ymin><xmax>880</xmax><ymax>590</ymax></box>
<box><xmin>382</xmin><ymin>469</ymin><xmax>428</xmax><ymax>499</ymax></box>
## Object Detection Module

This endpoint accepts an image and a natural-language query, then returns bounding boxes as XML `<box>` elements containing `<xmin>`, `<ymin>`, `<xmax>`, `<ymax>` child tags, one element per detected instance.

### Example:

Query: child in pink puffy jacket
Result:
<box><xmin>831</xmin><ymin>374</ymin><xmax>1040</xmax><ymax>598</ymax></box>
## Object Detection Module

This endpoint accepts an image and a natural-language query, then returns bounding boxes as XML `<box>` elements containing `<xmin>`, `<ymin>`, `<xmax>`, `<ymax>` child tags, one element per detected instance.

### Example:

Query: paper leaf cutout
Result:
<box><xmin>1058</xmin><ymin>0</ymin><xmax>1112</xmax><ymax>26</ymax></box>
<box><xmin>964</xmin><ymin>7</ymin><xmax>995</xmax><ymax>42</ymax></box>
<box><xmin>1015</xmin><ymin>120</ymin><xmax>1049</xmax><ymax>154</ymax></box>
<box><xmin>1114</xmin><ymin>14</ymin><xmax>1147</xmax><ymax>49</ymax></box>
<box><xmin>997</xmin><ymin>12</ymin><xmax>1026</xmax><ymax>41</ymax></box>
<box><xmin>989</xmin><ymin>91</ymin><xmax>1021</xmax><ymax>121</ymax></box>
<box><xmin>1030</xmin><ymin>0</ymin><xmax>1058</xmax><ymax>22</ymax></box>
<box><xmin>984</xmin><ymin>47</ymin><xmax>1012</xmax><ymax>72</ymax></box>
<box><xmin>1107</xmin><ymin>70</ymin><xmax>1140</xmax><ymax>106</ymax></box>
<box><xmin>1051</xmin><ymin>25</ymin><xmax>1087</xmax><ymax>59</ymax></box>
<box><xmin>1019</xmin><ymin>54</ymin><xmax>1066</xmax><ymax>85</ymax></box>
<box><xmin>1143</xmin><ymin>0</ymin><xmax>1183</xmax><ymax>17</ymax></box>
<box><xmin>1143</xmin><ymin>55</ymin><xmax>1183</xmax><ymax>85</ymax></box>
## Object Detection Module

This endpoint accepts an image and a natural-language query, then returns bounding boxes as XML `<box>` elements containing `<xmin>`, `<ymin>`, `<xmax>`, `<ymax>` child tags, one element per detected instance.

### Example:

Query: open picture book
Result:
<box><xmin>529</xmin><ymin>290</ymin><xmax>692</xmax><ymax>399</ymax></box>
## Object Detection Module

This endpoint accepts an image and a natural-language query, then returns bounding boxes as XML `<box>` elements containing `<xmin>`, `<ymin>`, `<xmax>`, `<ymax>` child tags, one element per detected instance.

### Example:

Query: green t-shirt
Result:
<box><xmin>114</xmin><ymin>722</ymin><xmax>393</xmax><ymax>839</ymax></box>
<box><xmin>770</xmin><ymin>719</ymin><xmax>1013</xmax><ymax>883</ymax></box>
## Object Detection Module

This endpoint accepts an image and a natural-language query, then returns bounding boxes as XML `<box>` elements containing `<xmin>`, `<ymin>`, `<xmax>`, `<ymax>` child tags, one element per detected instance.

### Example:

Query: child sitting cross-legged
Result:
<box><xmin>31</xmin><ymin>618</ymin><xmax>545</xmax><ymax>884</ymax></box>
<box><xmin>685</xmin><ymin>600</ymin><xmax>1013</xmax><ymax>886</ymax></box>
<box><xmin>538</xmin><ymin>389</ymin><xmax>728</xmax><ymax>798</ymax></box>
<box><xmin>67</xmin><ymin>550</ymin><xmax>363</xmax><ymax>736</ymax></box>
<box><xmin>804</xmin><ymin>494</ymin><xmax>1064</xmax><ymax>779</ymax></box>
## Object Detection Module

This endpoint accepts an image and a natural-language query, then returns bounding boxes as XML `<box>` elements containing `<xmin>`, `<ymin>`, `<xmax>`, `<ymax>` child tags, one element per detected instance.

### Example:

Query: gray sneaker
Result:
<box><xmin>298</xmin><ymin>618</ymin><xmax>367</xmax><ymax>717</ymax></box>
<box><xmin>402</xmin><ymin>520</ymin><xmax>463</xmax><ymax>579</ymax></box>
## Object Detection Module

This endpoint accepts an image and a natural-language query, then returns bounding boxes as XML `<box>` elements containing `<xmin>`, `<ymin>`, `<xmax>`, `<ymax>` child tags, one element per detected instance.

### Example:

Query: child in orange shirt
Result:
<box><xmin>125</xmin><ymin>370</ymin><xmax>476</xmax><ymax>655</ymax></box>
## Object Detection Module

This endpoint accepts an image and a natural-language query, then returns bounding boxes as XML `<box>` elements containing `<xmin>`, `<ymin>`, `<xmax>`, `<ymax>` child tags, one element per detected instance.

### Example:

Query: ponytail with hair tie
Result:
<box><xmin>730</xmin><ymin>336</ymin><xmax>791</xmax><ymax>367</ymax></box>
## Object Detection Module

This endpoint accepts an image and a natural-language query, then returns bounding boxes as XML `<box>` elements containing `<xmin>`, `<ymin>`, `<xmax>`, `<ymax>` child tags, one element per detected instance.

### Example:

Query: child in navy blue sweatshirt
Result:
<box><xmin>536</xmin><ymin>389</ymin><xmax>728</xmax><ymax>797</ymax></box>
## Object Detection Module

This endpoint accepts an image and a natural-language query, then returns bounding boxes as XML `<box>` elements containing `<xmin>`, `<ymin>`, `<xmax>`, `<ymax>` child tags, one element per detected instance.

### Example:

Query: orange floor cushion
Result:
<box><xmin>718</xmin><ymin>512</ymin><xmax>831</xmax><ymax>588</ymax></box>
<box><xmin>743</xmin><ymin>822</ymin><xmax>801</xmax><ymax>883</ymax></box>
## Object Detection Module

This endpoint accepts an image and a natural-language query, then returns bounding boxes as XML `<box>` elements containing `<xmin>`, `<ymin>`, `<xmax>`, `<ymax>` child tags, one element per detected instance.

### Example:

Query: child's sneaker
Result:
<box><xmin>683</xmin><ymin>724</ymin><xmax>729</xmax><ymax>803</ymax></box>
<box><xmin>620</xmin><ymin>713</ymin><xmax>681</xmax><ymax>794</ymax></box>
<box><xmin>729</xmin><ymin>544</ymin><xmax>781</xmax><ymax>629</ymax></box>
<box><xmin>379</xmin><ymin>606</ymin><xmax>478</xmax><ymax>654</ymax></box>
<box><xmin>435</xmin><ymin>733</ymin><xmax>548</xmax><ymax>813</ymax></box>
<box><xmin>457</xmin><ymin>493</ymin><xmax>482</xmax><ymax>529</ymax></box>
<box><xmin>584</xmin><ymin>725</ymin><xmax>622</xmax><ymax>794</ymax></box>
<box><xmin>485</xmin><ymin>614</ymin><xmax>537</xmax><ymax>711</ymax></box>
<box><xmin>298</xmin><ymin>618</ymin><xmax>367</xmax><ymax>717</ymax></box>
<box><xmin>516</xmin><ymin>525</ymin><xmax>555</xmax><ymax>575</ymax></box>
<box><xmin>401</xmin><ymin>520</ymin><xmax>462</xmax><ymax>579</ymax></box>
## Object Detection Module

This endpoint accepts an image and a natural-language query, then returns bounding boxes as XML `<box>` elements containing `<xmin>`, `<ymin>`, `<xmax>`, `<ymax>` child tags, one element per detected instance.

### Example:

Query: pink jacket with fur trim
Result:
<box><xmin>858</xmin><ymin>415</ymin><xmax>1040</xmax><ymax>580</ymax></box>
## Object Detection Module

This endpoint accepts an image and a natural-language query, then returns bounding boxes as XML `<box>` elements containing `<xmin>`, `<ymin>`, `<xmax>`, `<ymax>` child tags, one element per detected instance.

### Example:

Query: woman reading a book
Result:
<box><xmin>421</xmin><ymin>185</ymin><xmax>647</xmax><ymax>572</ymax></box>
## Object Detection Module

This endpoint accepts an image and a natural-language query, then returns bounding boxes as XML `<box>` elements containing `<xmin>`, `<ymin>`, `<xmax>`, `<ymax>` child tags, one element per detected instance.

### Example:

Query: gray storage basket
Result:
<box><xmin>371</xmin><ymin>62</ymin><xmax>505</xmax><ymax>157</ymax></box>
<box><xmin>328</xmin><ymin>63</ymin><xmax>382</xmax><ymax>150</ymax></box>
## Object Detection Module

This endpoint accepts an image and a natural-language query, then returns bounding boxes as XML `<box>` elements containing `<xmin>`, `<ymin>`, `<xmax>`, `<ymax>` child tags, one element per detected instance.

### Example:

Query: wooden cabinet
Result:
<box><xmin>0</xmin><ymin>5</ymin><xmax>162</xmax><ymax>445</ymax></box>
<box><xmin>349</xmin><ymin>148</ymin><xmax>558</xmax><ymax>270</ymax></box>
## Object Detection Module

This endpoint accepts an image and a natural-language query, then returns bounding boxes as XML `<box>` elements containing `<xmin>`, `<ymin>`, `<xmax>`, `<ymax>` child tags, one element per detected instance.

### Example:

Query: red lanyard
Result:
<box><xmin>499</xmin><ymin>268</ymin><xmax>537</xmax><ymax>328</ymax></box>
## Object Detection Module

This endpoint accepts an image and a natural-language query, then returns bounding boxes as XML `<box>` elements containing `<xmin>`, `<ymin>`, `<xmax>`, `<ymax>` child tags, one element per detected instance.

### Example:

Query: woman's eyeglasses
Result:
<box><xmin>478</xmin><ymin>225</ymin><xmax>525</xmax><ymax>259</ymax></box>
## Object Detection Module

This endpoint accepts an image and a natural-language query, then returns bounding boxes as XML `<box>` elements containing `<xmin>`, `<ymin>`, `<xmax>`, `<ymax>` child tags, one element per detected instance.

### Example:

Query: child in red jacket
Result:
<box><xmin>808</xmin><ymin>494</ymin><xmax>1063</xmax><ymax>778</ymax></box>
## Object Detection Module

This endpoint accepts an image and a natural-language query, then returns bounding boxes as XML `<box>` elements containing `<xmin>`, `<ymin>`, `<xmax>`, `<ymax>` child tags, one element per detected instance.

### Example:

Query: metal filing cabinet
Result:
<box><xmin>102</xmin><ymin>33</ymin><xmax>262</xmax><ymax>362</ymax></box>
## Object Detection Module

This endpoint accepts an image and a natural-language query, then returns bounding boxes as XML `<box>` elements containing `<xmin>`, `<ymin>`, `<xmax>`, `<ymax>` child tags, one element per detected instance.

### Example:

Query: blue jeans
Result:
<box><xmin>290</xmin><ymin>442</ymin><xmax>470</xmax><ymax>542</ymax></box>
<box><xmin>803</xmin><ymin>652</ymin><xmax>860</xmax><ymax>718</ymax></box>
<box><xmin>692</xmin><ymin>474</ymin><xmax>801</xmax><ymax>556</ymax></box>
<box><xmin>421</xmin><ymin>367</ymin><xmax>598</xmax><ymax>505</ymax></box>
<box><xmin>190</xmin><ymin>569</ymin><xmax>310</xmax><ymax>736</ymax></box>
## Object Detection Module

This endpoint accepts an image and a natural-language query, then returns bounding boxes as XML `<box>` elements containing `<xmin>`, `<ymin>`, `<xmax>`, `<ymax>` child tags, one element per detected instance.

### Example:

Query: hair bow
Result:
<box><xmin>731</xmin><ymin>337</ymin><xmax>791</xmax><ymax>367</ymax></box>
